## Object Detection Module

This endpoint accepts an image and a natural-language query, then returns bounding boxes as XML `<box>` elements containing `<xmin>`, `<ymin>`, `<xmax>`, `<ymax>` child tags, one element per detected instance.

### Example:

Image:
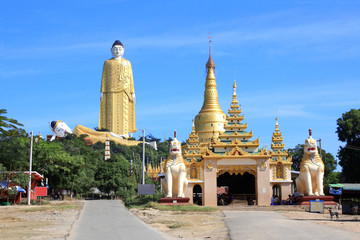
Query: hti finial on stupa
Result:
<box><xmin>206</xmin><ymin>33</ymin><xmax>215</xmax><ymax>69</ymax></box>
<box><xmin>275</xmin><ymin>117</ymin><xmax>279</xmax><ymax>132</ymax></box>
<box><xmin>232</xmin><ymin>76</ymin><xmax>238</xmax><ymax>104</ymax></box>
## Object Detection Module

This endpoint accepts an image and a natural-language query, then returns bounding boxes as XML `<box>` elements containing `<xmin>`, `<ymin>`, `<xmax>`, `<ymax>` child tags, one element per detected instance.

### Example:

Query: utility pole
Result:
<box><xmin>318</xmin><ymin>138</ymin><xmax>322</xmax><ymax>158</ymax></box>
<box><xmin>27</xmin><ymin>131</ymin><xmax>33</xmax><ymax>205</ymax></box>
<box><xmin>142</xmin><ymin>129</ymin><xmax>145</xmax><ymax>185</ymax></box>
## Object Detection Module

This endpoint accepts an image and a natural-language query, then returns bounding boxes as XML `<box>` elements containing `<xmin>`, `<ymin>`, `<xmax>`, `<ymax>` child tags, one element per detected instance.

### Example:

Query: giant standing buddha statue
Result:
<box><xmin>99</xmin><ymin>40</ymin><xmax>137</xmax><ymax>137</ymax></box>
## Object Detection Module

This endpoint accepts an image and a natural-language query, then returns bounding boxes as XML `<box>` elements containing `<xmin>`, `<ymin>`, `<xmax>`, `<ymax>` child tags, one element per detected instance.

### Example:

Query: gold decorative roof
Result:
<box><xmin>224</xmin><ymin>122</ymin><xmax>248</xmax><ymax>131</ymax></box>
<box><xmin>219</xmin><ymin>130</ymin><xmax>253</xmax><ymax>139</ymax></box>
<box><xmin>270</xmin><ymin>118</ymin><xmax>292</xmax><ymax>164</ymax></box>
<box><xmin>184</xmin><ymin>119</ymin><xmax>203</xmax><ymax>161</ymax></box>
<box><xmin>226</xmin><ymin>115</ymin><xmax>245</xmax><ymax>121</ymax></box>
<box><xmin>213</xmin><ymin>137</ymin><xmax>260</xmax><ymax>148</ymax></box>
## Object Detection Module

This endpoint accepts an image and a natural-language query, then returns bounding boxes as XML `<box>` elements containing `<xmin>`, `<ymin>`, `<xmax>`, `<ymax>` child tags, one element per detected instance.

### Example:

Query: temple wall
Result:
<box><xmin>281</xmin><ymin>182</ymin><xmax>292</xmax><ymax>200</ymax></box>
<box><xmin>185</xmin><ymin>184</ymin><xmax>193</xmax><ymax>204</ymax></box>
<box><xmin>256</xmin><ymin>159</ymin><xmax>271</xmax><ymax>206</ymax></box>
<box><xmin>203</xmin><ymin>159</ymin><xmax>217</xmax><ymax>206</ymax></box>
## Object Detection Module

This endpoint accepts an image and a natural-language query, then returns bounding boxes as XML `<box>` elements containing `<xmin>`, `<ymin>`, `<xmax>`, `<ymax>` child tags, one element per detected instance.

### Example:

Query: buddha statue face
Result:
<box><xmin>50</xmin><ymin>120</ymin><xmax>73</xmax><ymax>138</ymax></box>
<box><xmin>111</xmin><ymin>45</ymin><xmax>124</xmax><ymax>59</ymax></box>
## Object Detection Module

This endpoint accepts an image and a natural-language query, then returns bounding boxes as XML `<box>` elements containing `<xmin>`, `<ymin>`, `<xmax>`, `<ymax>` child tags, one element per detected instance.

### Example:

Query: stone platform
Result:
<box><xmin>295</xmin><ymin>196</ymin><xmax>337</xmax><ymax>206</ymax></box>
<box><xmin>159</xmin><ymin>197</ymin><xmax>190</xmax><ymax>206</ymax></box>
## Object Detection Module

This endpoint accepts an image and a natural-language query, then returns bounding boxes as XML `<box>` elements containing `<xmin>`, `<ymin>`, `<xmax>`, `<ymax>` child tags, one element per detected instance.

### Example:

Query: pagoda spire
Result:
<box><xmin>194</xmin><ymin>34</ymin><xmax>226</xmax><ymax>143</ymax></box>
<box><xmin>199</xmin><ymin>35</ymin><xmax>223</xmax><ymax>113</ymax></box>
<box><xmin>275</xmin><ymin>117</ymin><xmax>280</xmax><ymax>133</ymax></box>
<box><xmin>232</xmin><ymin>79</ymin><xmax>238</xmax><ymax>105</ymax></box>
<box><xmin>271</xmin><ymin>118</ymin><xmax>284</xmax><ymax>151</ymax></box>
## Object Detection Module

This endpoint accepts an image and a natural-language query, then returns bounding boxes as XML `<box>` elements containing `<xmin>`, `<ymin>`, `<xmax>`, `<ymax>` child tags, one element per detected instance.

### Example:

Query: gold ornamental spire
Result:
<box><xmin>271</xmin><ymin>117</ymin><xmax>284</xmax><ymax>151</ymax></box>
<box><xmin>194</xmin><ymin>34</ymin><xmax>226</xmax><ymax>143</ymax></box>
<box><xmin>232</xmin><ymin>79</ymin><xmax>238</xmax><ymax>104</ymax></box>
<box><xmin>199</xmin><ymin>35</ymin><xmax>223</xmax><ymax>113</ymax></box>
<box><xmin>206</xmin><ymin>33</ymin><xmax>215</xmax><ymax>69</ymax></box>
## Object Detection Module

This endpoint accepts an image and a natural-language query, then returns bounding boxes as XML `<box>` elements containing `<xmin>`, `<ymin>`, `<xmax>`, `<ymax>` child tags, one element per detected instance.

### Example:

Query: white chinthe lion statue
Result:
<box><xmin>163</xmin><ymin>131</ymin><xmax>188</xmax><ymax>198</ymax></box>
<box><xmin>295</xmin><ymin>129</ymin><xmax>325</xmax><ymax>196</ymax></box>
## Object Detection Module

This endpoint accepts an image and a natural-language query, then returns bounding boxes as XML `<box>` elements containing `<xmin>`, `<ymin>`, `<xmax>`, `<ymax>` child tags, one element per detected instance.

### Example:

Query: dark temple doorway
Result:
<box><xmin>217</xmin><ymin>172</ymin><xmax>255</xmax><ymax>202</ymax></box>
<box><xmin>193</xmin><ymin>184</ymin><xmax>202</xmax><ymax>206</ymax></box>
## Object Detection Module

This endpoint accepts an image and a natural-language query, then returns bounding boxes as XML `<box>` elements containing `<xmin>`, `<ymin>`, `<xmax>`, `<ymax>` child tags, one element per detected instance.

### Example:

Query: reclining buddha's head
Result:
<box><xmin>50</xmin><ymin>120</ymin><xmax>72</xmax><ymax>138</ymax></box>
<box><xmin>170</xmin><ymin>130</ymin><xmax>182</xmax><ymax>156</ymax></box>
<box><xmin>304</xmin><ymin>129</ymin><xmax>318</xmax><ymax>155</ymax></box>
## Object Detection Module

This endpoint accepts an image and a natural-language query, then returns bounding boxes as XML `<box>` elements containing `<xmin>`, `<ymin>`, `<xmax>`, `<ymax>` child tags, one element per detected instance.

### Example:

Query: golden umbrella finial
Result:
<box><xmin>208</xmin><ymin>32</ymin><xmax>212</xmax><ymax>48</ymax></box>
<box><xmin>206</xmin><ymin>32</ymin><xmax>215</xmax><ymax>69</ymax></box>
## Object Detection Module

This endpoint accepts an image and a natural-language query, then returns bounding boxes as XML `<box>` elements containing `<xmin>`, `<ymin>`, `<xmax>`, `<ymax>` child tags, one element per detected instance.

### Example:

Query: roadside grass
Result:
<box><xmin>126</xmin><ymin>197</ymin><xmax>217</xmax><ymax>212</ymax></box>
<box><xmin>168</xmin><ymin>223</ymin><xmax>183</xmax><ymax>229</ymax></box>
<box><xmin>20</xmin><ymin>202</ymin><xmax>82</xmax><ymax>212</ymax></box>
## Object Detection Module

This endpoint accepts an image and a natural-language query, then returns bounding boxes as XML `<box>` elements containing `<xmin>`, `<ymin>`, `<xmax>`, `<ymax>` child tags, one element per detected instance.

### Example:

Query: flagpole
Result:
<box><xmin>27</xmin><ymin>131</ymin><xmax>33</xmax><ymax>205</ymax></box>
<box><xmin>142</xmin><ymin>129</ymin><xmax>145</xmax><ymax>185</ymax></box>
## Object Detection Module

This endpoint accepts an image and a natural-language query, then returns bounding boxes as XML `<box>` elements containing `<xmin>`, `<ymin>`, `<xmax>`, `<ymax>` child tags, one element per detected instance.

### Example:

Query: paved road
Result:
<box><xmin>68</xmin><ymin>200</ymin><xmax>166</xmax><ymax>240</ymax></box>
<box><xmin>224</xmin><ymin>210</ymin><xmax>359</xmax><ymax>240</ymax></box>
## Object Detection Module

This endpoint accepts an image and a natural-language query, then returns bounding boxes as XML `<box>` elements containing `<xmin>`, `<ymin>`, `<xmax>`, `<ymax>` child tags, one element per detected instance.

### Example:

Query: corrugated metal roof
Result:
<box><xmin>329</xmin><ymin>183</ymin><xmax>360</xmax><ymax>191</ymax></box>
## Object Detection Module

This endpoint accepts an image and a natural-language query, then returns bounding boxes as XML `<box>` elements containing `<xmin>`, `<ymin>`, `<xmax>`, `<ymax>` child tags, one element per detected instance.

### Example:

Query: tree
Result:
<box><xmin>336</xmin><ymin>109</ymin><xmax>360</xmax><ymax>182</ymax></box>
<box><xmin>0</xmin><ymin>135</ymin><xmax>30</xmax><ymax>171</ymax></box>
<box><xmin>95</xmin><ymin>156</ymin><xmax>136</xmax><ymax>199</ymax></box>
<box><xmin>288</xmin><ymin>144</ymin><xmax>338</xmax><ymax>185</ymax></box>
<box><xmin>287</xmin><ymin>144</ymin><xmax>303</xmax><ymax>171</ymax></box>
<box><xmin>0</xmin><ymin>109</ymin><xmax>24</xmax><ymax>137</ymax></box>
<box><xmin>11</xmin><ymin>173</ymin><xmax>29</xmax><ymax>189</ymax></box>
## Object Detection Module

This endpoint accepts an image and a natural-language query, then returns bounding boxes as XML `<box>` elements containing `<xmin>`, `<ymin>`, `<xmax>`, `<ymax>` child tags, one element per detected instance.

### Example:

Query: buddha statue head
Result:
<box><xmin>49</xmin><ymin>120</ymin><xmax>73</xmax><ymax>138</ymax></box>
<box><xmin>111</xmin><ymin>40</ymin><xmax>124</xmax><ymax>59</ymax></box>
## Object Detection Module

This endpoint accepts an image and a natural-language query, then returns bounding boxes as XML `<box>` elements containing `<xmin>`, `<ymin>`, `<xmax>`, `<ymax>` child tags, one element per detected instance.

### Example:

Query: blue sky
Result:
<box><xmin>1</xmin><ymin>1</ymin><xmax>360</xmax><ymax>171</ymax></box>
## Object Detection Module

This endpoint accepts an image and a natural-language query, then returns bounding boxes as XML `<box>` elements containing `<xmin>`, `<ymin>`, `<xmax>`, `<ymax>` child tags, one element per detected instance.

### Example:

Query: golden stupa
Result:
<box><xmin>194</xmin><ymin>43</ymin><xmax>226</xmax><ymax>144</ymax></box>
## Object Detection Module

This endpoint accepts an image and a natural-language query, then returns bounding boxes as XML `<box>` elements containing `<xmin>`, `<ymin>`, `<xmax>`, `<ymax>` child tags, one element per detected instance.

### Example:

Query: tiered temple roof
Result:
<box><xmin>269</xmin><ymin>118</ymin><xmax>292</xmax><ymax>164</ymax></box>
<box><xmin>208</xmin><ymin>80</ymin><xmax>269</xmax><ymax>158</ymax></box>
<box><xmin>183</xmin><ymin>120</ymin><xmax>203</xmax><ymax>163</ymax></box>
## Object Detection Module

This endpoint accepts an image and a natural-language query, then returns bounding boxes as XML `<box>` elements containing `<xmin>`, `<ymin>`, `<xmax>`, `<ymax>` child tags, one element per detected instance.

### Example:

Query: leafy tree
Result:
<box><xmin>288</xmin><ymin>144</ymin><xmax>303</xmax><ymax>171</ymax></box>
<box><xmin>146</xmin><ymin>134</ymin><xmax>161</xmax><ymax>142</ymax></box>
<box><xmin>93</xmin><ymin>127</ymin><xmax>109</xmax><ymax>132</ymax></box>
<box><xmin>11</xmin><ymin>173</ymin><xmax>29</xmax><ymax>189</ymax></box>
<box><xmin>336</xmin><ymin>109</ymin><xmax>360</xmax><ymax>182</ymax></box>
<box><xmin>0</xmin><ymin>109</ymin><xmax>24</xmax><ymax>137</ymax></box>
<box><xmin>288</xmin><ymin>144</ymin><xmax>338</xmax><ymax>184</ymax></box>
<box><xmin>0</xmin><ymin>135</ymin><xmax>30</xmax><ymax>171</ymax></box>
<box><xmin>0</xmin><ymin>163</ymin><xmax>6</xmax><ymax>172</ymax></box>
<box><xmin>95</xmin><ymin>156</ymin><xmax>136</xmax><ymax>198</ymax></box>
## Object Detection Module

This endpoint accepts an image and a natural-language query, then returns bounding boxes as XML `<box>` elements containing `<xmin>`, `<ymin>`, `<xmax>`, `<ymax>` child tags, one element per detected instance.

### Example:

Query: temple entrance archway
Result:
<box><xmin>193</xmin><ymin>184</ymin><xmax>202</xmax><ymax>206</ymax></box>
<box><xmin>217</xmin><ymin>172</ymin><xmax>255</xmax><ymax>201</ymax></box>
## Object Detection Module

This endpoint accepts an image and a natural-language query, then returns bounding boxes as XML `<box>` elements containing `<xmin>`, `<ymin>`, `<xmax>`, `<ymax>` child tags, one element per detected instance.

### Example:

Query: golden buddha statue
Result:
<box><xmin>99</xmin><ymin>40</ymin><xmax>137</xmax><ymax>136</ymax></box>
